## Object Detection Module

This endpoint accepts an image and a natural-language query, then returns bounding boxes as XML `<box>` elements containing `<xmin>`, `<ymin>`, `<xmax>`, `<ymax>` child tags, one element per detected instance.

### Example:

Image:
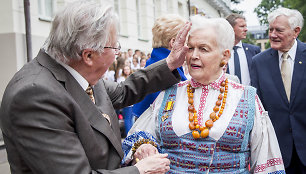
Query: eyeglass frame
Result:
<box><xmin>104</xmin><ymin>41</ymin><xmax>121</xmax><ymax>54</ymax></box>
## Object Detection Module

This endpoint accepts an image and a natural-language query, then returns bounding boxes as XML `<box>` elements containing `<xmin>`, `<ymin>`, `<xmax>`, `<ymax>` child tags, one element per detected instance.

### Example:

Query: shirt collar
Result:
<box><xmin>58</xmin><ymin>61</ymin><xmax>89</xmax><ymax>91</ymax></box>
<box><xmin>235</xmin><ymin>41</ymin><xmax>243</xmax><ymax>49</ymax></box>
<box><xmin>278</xmin><ymin>39</ymin><xmax>297</xmax><ymax>61</ymax></box>
<box><xmin>190</xmin><ymin>72</ymin><xmax>226</xmax><ymax>90</ymax></box>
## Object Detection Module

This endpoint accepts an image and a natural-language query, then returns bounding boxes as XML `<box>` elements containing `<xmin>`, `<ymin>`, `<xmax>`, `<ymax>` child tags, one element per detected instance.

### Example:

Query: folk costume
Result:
<box><xmin>122</xmin><ymin>72</ymin><xmax>285</xmax><ymax>174</ymax></box>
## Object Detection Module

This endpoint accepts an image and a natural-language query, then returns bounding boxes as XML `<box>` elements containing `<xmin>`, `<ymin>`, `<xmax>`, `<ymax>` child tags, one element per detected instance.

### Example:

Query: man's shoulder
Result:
<box><xmin>253</xmin><ymin>48</ymin><xmax>275</xmax><ymax>61</ymax></box>
<box><xmin>242</xmin><ymin>43</ymin><xmax>261</xmax><ymax>50</ymax></box>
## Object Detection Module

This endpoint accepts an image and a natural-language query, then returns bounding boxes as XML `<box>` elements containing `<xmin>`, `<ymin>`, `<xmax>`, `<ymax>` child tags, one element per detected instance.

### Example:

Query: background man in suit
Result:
<box><xmin>251</xmin><ymin>7</ymin><xmax>306</xmax><ymax>173</ymax></box>
<box><xmin>0</xmin><ymin>1</ymin><xmax>191</xmax><ymax>173</ymax></box>
<box><xmin>226</xmin><ymin>13</ymin><xmax>261</xmax><ymax>85</ymax></box>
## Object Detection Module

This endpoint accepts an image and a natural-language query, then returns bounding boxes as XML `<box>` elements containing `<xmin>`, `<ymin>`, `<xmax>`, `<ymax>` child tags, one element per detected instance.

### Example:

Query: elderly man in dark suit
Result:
<box><xmin>251</xmin><ymin>7</ymin><xmax>306</xmax><ymax>174</ymax></box>
<box><xmin>0</xmin><ymin>1</ymin><xmax>191</xmax><ymax>173</ymax></box>
<box><xmin>226</xmin><ymin>13</ymin><xmax>261</xmax><ymax>85</ymax></box>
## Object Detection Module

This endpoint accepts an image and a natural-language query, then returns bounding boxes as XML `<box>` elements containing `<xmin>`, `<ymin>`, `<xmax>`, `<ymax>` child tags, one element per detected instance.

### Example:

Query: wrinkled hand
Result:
<box><xmin>166</xmin><ymin>21</ymin><xmax>192</xmax><ymax>71</ymax></box>
<box><xmin>134</xmin><ymin>144</ymin><xmax>159</xmax><ymax>162</ymax></box>
<box><xmin>134</xmin><ymin>153</ymin><xmax>170</xmax><ymax>174</ymax></box>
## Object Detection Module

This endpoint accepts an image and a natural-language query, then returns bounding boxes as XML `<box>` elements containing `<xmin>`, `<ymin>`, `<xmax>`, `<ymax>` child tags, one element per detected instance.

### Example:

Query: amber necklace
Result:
<box><xmin>187</xmin><ymin>78</ymin><xmax>228</xmax><ymax>139</ymax></box>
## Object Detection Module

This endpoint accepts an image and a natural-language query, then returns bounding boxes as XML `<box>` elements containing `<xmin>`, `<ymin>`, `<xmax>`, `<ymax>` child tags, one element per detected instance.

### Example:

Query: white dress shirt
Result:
<box><xmin>278</xmin><ymin>39</ymin><xmax>297</xmax><ymax>81</ymax></box>
<box><xmin>228</xmin><ymin>41</ymin><xmax>251</xmax><ymax>85</ymax></box>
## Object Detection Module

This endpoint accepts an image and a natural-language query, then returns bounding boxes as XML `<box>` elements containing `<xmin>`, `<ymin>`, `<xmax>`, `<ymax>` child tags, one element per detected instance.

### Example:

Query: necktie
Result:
<box><xmin>86</xmin><ymin>85</ymin><xmax>111</xmax><ymax>125</ymax></box>
<box><xmin>86</xmin><ymin>85</ymin><xmax>95</xmax><ymax>104</ymax></box>
<box><xmin>281</xmin><ymin>52</ymin><xmax>291</xmax><ymax>101</ymax></box>
<box><xmin>233</xmin><ymin>46</ymin><xmax>241</xmax><ymax>82</ymax></box>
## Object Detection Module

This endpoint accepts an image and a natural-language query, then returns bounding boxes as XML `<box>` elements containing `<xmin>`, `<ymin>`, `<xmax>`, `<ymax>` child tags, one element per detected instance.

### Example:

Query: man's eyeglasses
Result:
<box><xmin>104</xmin><ymin>41</ymin><xmax>121</xmax><ymax>54</ymax></box>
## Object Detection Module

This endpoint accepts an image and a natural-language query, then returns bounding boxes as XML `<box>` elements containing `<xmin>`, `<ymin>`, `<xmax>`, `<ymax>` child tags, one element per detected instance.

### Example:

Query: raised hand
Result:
<box><xmin>166</xmin><ymin>21</ymin><xmax>192</xmax><ymax>71</ymax></box>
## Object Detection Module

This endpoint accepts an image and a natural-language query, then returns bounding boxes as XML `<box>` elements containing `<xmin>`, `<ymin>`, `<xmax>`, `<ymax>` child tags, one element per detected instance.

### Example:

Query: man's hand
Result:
<box><xmin>134</xmin><ymin>153</ymin><xmax>170</xmax><ymax>174</ymax></box>
<box><xmin>133</xmin><ymin>144</ymin><xmax>159</xmax><ymax>162</ymax></box>
<box><xmin>166</xmin><ymin>21</ymin><xmax>192</xmax><ymax>71</ymax></box>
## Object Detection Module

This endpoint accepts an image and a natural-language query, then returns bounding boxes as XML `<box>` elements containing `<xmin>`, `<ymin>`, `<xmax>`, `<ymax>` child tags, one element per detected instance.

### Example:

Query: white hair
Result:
<box><xmin>190</xmin><ymin>15</ymin><xmax>235</xmax><ymax>51</ymax></box>
<box><xmin>43</xmin><ymin>0</ymin><xmax>119</xmax><ymax>63</ymax></box>
<box><xmin>268</xmin><ymin>7</ymin><xmax>304</xmax><ymax>30</ymax></box>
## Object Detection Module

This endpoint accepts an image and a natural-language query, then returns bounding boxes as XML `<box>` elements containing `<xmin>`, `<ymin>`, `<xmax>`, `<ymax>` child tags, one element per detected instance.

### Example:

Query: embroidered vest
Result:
<box><xmin>158</xmin><ymin>85</ymin><xmax>255</xmax><ymax>173</ymax></box>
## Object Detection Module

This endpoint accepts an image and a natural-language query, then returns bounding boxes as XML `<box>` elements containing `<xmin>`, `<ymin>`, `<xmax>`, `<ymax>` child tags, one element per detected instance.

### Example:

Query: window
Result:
<box><xmin>136</xmin><ymin>0</ymin><xmax>143</xmax><ymax>39</ymax></box>
<box><xmin>38</xmin><ymin>0</ymin><xmax>54</xmax><ymax>21</ymax></box>
<box><xmin>114</xmin><ymin>0</ymin><xmax>120</xmax><ymax>15</ymax></box>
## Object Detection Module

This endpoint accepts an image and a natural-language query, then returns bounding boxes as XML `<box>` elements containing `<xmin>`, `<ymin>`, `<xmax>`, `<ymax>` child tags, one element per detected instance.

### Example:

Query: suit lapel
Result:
<box><xmin>37</xmin><ymin>50</ymin><xmax>124</xmax><ymax>158</ymax></box>
<box><xmin>269</xmin><ymin>49</ymin><xmax>289</xmax><ymax>104</ymax></box>
<box><xmin>290</xmin><ymin>40</ymin><xmax>306</xmax><ymax>104</ymax></box>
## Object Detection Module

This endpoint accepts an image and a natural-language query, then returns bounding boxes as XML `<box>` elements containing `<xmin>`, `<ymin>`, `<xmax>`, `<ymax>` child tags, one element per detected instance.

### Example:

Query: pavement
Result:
<box><xmin>0</xmin><ymin>145</ymin><xmax>10</xmax><ymax>174</ymax></box>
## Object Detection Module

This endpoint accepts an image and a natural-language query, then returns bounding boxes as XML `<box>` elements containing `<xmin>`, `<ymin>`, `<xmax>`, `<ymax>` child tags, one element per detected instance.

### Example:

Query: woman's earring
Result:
<box><xmin>220</xmin><ymin>60</ymin><xmax>227</xmax><ymax>67</ymax></box>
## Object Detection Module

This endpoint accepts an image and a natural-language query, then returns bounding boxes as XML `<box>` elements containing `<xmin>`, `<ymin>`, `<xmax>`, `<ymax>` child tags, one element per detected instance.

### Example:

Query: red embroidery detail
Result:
<box><xmin>254</xmin><ymin>158</ymin><xmax>284</xmax><ymax>173</ymax></box>
<box><xmin>255</xmin><ymin>95</ymin><xmax>264</xmax><ymax>115</ymax></box>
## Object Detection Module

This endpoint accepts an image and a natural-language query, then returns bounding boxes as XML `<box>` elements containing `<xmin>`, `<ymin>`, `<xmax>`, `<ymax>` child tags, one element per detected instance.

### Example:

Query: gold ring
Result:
<box><xmin>135</xmin><ymin>158</ymin><xmax>140</xmax><ymax>163</ymax></box>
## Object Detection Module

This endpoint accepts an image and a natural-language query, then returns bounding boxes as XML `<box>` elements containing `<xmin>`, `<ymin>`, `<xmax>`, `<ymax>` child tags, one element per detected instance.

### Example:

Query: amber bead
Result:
<box><xmin>190</xmin><ymin>88</ymin><xmax>195</xmax><ymax>93</ymax></box>
<box><xmin>192</xmin><ymin>130</ymin><xmax>200</xmax><ymax>139</ymax></box>
<box><xmin>189</xmin><ymin>93</ymin><xmax>194</xmax><ymax>98</ymax></box>
<box><xmin>195</xmin><ymin>125</ymin><xmax>200</xmax><ymax>129</ymax></box>
<box><xmin>189</xmin><ymin>113</ymin><xmax>194</xmax><ymax>122</ymax></box>
<box><xmin>205</xmin><ymin>120</ymin><xmax>214</xmax><ymax>128</ymax></box>
<box><xmin>216</xmin><ymin>100</ymin><xmax>221</xmax><ymax>106</ymax></box>
<box><xmin>188</xmin><ymin>105</ymin><xmax>194</xmax><ymax>112</ymax></box>
<box><xmin>221</xmin><ymin>81</ymin><xmax>225</xmax><ymax>87</ymax></box>
<box><xmin>201</xmin><ymin>128</ymin><xmax>209</xmax><ymax>138</ymax></box>
<box><xmin>216</xmin><ymin>115</ymin><xmax>219</xmax><ymax>120</ymax></box>
<box><xmin>189</xmin><ymin>122</ymin><xmax>195</xmax><ymax>130</ymax></box>
<box><xmin>210</xmin><ymin>112</ymin><xmax>216</xmax><ymax>120</ymax></box>
<box><xmin>213</xmin><ymin>106</ymin><xmax>219</xmax><ymax>112</ymax></box>
<box><xmin>220</xmin><ymin>87</ymin><xmax>224</xmax><ymax>93</ymax></box>
<box><xmin>199</xmin><ymin>126</ymin><xmax>205</xmax><ymax>131</ymax></box>
<box><xmin>218</xmin><ymin>94</ymin><xmax>223</xmax><ymax>100</ymax></box>
<box><xmin>219</xmin><ymin>110</ymin><xmax>223</xmax><ymax>115</ymax></box>
<box><xmin>188</xmin><ymin>98</ymin><xmax>194</xmax><ymax>104</ymax></box>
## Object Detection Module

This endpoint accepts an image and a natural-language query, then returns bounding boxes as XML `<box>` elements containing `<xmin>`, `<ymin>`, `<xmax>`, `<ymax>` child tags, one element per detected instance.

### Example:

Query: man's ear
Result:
<box><xmin>294</xmin><ymin>26</ymin><xmax>301</xmax><ymax>39</ymax></box>
<box><xmin>81</xmin><ymin>49</ymin><xmax>94</xmax><ymax>66</ymax></box>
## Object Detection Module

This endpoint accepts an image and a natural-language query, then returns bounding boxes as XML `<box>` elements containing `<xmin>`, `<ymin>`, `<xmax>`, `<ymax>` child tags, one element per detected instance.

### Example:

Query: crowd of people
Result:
<box><xmin>0</xmin><ymin>0</ymin><xmax>305</xmax><ymax>173</ymax></box>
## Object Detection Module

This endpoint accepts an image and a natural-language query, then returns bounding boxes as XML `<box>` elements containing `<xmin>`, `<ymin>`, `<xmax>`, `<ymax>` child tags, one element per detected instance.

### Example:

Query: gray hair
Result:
<box><xmin>225</xmin><ymin>13</ymin><xmax>246</xmax><ymax>28</ymax></box>
<box><xmin>190</xmin><ymin>15</ymin><xmax>235</xmax><ymax>52</ymax></box>
<box><xmin>43</xmin><ymin>0</ymin><xmax>119</xmax><ymax>63</ymax></box>
<box><xmin>268</xmin><ymin>7</ymin><xmax>304</xmax><ymax>30</ymax></box>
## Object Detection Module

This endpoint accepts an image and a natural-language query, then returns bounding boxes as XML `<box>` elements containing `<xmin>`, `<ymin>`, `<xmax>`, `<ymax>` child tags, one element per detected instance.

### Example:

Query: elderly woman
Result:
<box><xmin>132</xmin><ymin>14</ymin><xmax>188</xmax><ymax>118</ymax></box>
<box><xmin>0</xmin><ymin>0</ymin><xmax>192</xmax><ymax>173</ymax></box>
<box><xmin>122</xmin><ymin>16</ymin><xmax>285</xmax><ymax>173</ymax></box>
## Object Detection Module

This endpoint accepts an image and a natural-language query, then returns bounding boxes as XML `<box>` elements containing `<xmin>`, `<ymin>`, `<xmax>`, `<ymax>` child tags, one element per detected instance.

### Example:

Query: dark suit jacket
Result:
<box><xmin>242</xmin><ymin>43</ymin><xmax>261</xmax><ymax>72</ymax></box>
<box><xmin>227</xmin><ymin>43</ymin><xmax>260</xmax><ymax>83</ymax></box>
<box><xmin>250</xmin><ymin>40</ymin><xmax>306</xmax><ymax>168</ymax></box>
<box><xmin>0</xmin><ymin>50</ymin><xmax>181</xmax><ymax>174</ymax></box>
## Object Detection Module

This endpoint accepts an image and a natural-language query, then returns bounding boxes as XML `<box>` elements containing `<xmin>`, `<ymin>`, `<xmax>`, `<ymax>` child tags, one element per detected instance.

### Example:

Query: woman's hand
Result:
<box><xmin>166</xmin><ymin>21</ymin><xmax>192</xmax><ymax>71</ymax></box>
<box><xmin>134</xmin><ymin>153</ymin><xmax>170</xmax><ymax>174</ymax></box>
<box><xmin>133</xmin><ymin>144</ymin><xmax>159</xmax><ymax>162</ymax></box>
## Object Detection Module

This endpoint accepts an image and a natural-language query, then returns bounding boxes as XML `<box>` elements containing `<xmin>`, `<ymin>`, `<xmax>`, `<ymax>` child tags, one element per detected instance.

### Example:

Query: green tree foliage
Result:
<box><xmin>254</xmin><ymin>0</ymin><xmax>284</xmax><ymax>25</ymax></box>
<box><xmin>283</xmin><ymin>0</ymin><xmax>306</xmax><ymax>42</ymax></box>
<box><xmin>254</xmin><ymin>0</ymin><xmax>306</xmax><ymax>42</ymax></box>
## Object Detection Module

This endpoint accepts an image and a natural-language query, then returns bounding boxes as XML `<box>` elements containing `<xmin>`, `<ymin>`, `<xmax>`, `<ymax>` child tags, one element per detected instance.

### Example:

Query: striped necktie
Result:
<box><xmin>86</xmin><ymin>85</ymin><xmax>95</xmax><ymax>104</ymax></box>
